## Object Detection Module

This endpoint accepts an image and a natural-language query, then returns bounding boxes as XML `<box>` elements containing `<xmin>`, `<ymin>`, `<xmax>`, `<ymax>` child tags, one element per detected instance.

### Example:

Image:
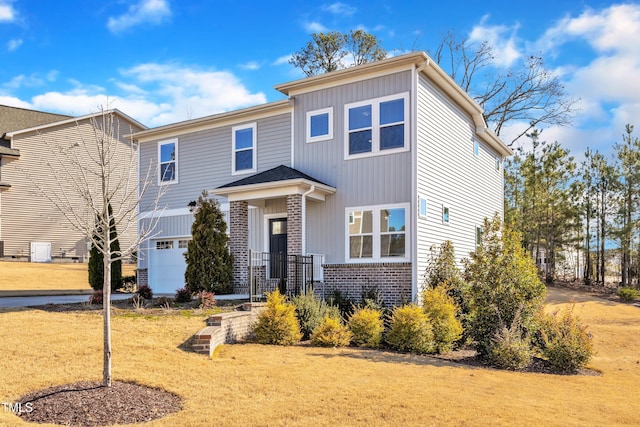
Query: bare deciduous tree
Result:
<box><xmin>26</xmin><ymin>107</ymin><xmax>164</xmax><ymax>387</ymax></box>
<box><xmin>431</xmin><ymin>31</ymin><xmax>579</xmax><ymax>145</ymax></box>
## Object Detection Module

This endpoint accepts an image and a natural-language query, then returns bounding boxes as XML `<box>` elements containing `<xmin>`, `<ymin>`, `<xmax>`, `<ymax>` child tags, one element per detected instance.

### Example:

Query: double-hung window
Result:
<box><xmin>232</xmin><ymin>123</ymin><xmax>256</xmax><ymax>175</ymax></box>
<box><xmin>346</xmin><ymin>203</ymin><xmax>409</xmax><ymax>262</ymax></box>
<box><xmin>345</xmin><ymin>92</ymin><xmax>409</xmax><ymax>159</ymax></box>
<box><xmin>307</xmin><ymin>107</ymin><xmax>333</xmax><ymax>143</ymax></box>
<box><xmin>158</xmin><ymin>139</ymin><xmax>177</xmax><ymax>184</ymax></box>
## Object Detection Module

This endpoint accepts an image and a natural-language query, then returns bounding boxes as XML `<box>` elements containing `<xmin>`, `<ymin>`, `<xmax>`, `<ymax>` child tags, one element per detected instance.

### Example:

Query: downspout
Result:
<box><xmin>301</xmin><ymin>185</ymin><xmax>315</xmax><ymax>255</ymax></box>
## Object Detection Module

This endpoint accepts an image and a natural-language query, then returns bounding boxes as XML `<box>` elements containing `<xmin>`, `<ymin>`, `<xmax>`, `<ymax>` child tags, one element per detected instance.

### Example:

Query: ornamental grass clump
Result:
<box><xmin>487</xmin><ymin>312</ymin><xmax>533</xmax><ymax>370</ymax></box>
<box><xmin>253</xmin><ymin>290</ymin><xmax>301</xmax><ymax>345</ymax></box>
<box><xmin>385</xmin><ymin>304</ymin><xmax>434</xmax><ymax>354</ymax></box>
<box><xmin>291</xmin><ymin>289</ymin><xmax>333</xmax><ymax>340</ymax></box>
<box><xmin>311</xmin><ymin>315</ymin><xmax>352</xmax><ymax>347</ymax></box>
<box><xmin>421</xmin><ymin>286</ymin><xmax>463</xmax><ymax>353</ymax></box>
<box><xmin>539</xmin><ymin>305</ymin><xmax>594</xmax><ymax>373</ymax></box>
<box><xmin>348</xmin><ymin>307</ymin><xmax>384</xmax><ymax>348</ymax></box>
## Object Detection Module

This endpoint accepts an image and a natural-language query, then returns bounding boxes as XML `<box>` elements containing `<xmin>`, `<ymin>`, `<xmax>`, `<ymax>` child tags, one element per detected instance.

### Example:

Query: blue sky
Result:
<box><xmin>0</xmin><ymin>0</ymin><xmax>638</xmax><ymax>157</ymax></box>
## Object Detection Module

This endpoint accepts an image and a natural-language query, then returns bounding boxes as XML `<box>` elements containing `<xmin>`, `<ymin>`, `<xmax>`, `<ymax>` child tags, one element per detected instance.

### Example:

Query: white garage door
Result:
<box><xmin>148</xmin><ymin>238</ymin><xmax>189</xmax><ymax>294</ymax></box>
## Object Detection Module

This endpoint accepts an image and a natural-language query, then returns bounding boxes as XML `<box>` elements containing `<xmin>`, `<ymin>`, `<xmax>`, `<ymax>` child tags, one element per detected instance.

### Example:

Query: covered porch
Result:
<box><xmin>212</xmin><ymin>165</ymin><xmax>336</xmax><ymax>297</ymax></box>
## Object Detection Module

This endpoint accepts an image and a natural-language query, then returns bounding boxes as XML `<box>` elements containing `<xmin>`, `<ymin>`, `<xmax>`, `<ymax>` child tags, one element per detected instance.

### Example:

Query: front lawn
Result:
<box><xmin>0</xmin><ymin>261</ymin><xmax>136</xmax><ymax>291</ymax></box>
<box><xmin>0</xmin><ymin>287</ymin><xmax>638</xmax><ymax>426</ymax></box>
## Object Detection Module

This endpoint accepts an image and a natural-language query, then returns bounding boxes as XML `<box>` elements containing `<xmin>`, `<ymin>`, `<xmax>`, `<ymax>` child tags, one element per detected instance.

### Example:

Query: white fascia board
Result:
<box><xmin>211</xmin><ymin>179</ymin><xmax>336</xmax><ymax>203</ymax></box>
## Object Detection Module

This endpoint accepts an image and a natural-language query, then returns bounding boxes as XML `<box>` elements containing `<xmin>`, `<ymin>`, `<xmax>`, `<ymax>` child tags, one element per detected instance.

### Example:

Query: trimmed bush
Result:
<box><xmin>385</xmin><ymin>304</ymin><xmax>434</xmax><ymax>354</ymax></box>
<box><xmin>360</xmin><ymin>286</ymin><xmax>384</xmax><ymax>311</ymax></box>
<box><xmin>618</xmin><ymin>287</ymin><xmax>639</xmax><ymax>302</ymax></box>
<box><xmin>487</xmin><ymin>314</ymin><xmax>532</xmax><ymax>370</ymax></box>
<box><xmin>89</xmin><ymin>290</ymin><xmax>103</xmax><ymax>305</ymax></box>
<box><xmin>136</xmin><ymin>284</ymin><xmax>153</xmax><ymax>300</ymax></box>
<box><xmin>348</xmin><ymin>307</ymin><xmax>384</xmax><ymax>348</ymax></box>
<box><xmin>292</xmin><ymin>289</ymin><xmax>332</xmax><ymax>340</ymax></box>
<box><xmin>253</xmin><ymin>290</ymin><xmax>302</xmax><ymax>345</ymax></box>
<box><xmin>311</xmin><ymin>316</ymin><xmax>352</xmax><ymax>347</ymax></box>
<box><xmin>174</xmin><ymin>287</ymin><xmax>193</xmax><ymax>303</ymax></box>
<box><xmin>421</xmin><ymin>287</ymin><xmax>463</xmax><ymax>353</ymax></box>
<box><xmin>464</xmin><ymin>215</ymin><xmax>546</xmax><ymax>357</ymax></box>
<box><xmin>539</xmin><ymin>306</ymin><xmax>594</xmax><ymax>373</ymax></box>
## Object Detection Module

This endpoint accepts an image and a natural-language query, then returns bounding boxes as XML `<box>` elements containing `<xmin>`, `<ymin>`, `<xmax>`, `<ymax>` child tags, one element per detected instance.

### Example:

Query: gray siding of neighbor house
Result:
<box><xmin>137</xmin><ymin>113</ymin><xmax>291</xmax><ymax>268</ymax></box>
<box><xmin>415</xmin><ymin>75</ymin><xmax>505</xmax><ymax>288</ymax></box>
<box><xmin>293</xmin><ymin>71</ymin><xmax>413</xmax><ymax>263</ymax></box>
<box><xmin>1</xmin><ymin>115</ymin><xmax>143</xmax><ymax>260</ymax></box>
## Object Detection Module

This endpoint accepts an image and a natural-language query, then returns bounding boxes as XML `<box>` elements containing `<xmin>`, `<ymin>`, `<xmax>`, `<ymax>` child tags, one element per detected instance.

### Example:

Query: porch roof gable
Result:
<box><xmin>212</xmin><ymin>165</ymin><xmax>336</xmax><ymax>202</ymax></box>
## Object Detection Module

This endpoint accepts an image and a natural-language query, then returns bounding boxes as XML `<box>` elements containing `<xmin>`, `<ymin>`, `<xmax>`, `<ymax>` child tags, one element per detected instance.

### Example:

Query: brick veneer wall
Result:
<box><xmin>137</xmin><ymin>268</ymin><xmax>148</xmax><ymax>287</ymax></box>
<box><xmin>322</xmin><ymin>263</ymin><xmax>413</xmax><ymax>307</ymax></box>
<box><xmin>286</xmin><ymin>194</ymin><xmax>302</xmax><ymax>256</ymax></box>
<box><xmin>230</xmin><ymin>201</ymin><xmax>249</xmax><ymax>292</ymax></box>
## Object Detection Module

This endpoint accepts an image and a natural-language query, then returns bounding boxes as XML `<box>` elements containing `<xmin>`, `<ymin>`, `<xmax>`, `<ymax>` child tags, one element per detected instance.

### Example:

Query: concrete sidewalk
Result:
<box><xmin>0</xmin><ymin>289</ymin><xmax>94</xmax><ymax>298</ymax></box>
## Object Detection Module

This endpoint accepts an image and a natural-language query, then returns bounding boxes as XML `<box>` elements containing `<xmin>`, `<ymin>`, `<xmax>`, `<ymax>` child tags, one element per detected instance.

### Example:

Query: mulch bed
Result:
<box><xmin>434</xmin><ymin>348</ymin><xmax>601</xmax><ymax>376</ymax></box>
<box><xmin>18</xmin><ymin>381</ymin><xmax>181</xmax><ymax>426</ymax></box>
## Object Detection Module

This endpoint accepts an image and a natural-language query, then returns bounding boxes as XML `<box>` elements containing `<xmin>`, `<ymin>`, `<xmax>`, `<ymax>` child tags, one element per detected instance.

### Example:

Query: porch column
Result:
<box><xmin>229</xmin><ymin>200</ymin><xmax>248</xmax><ymax>292</ymax></box>
<box><xmin>286</xmin><ymin>194</ymin><xmax>303</xmax><ymax>256</ymax></box>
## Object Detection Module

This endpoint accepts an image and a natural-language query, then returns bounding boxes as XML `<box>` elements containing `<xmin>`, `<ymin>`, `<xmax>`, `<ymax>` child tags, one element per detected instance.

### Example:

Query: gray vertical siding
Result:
<box><xmin>139</xmin><ymin>112</ymin><xmax>292</xmax><ymax>212</ymax></box>
<box><xmin>415</xmin><ymin>75</ymin><xmax>505</xmax><ymax>288</ymax></box>
<box><xmin>295</xmin><ymin>71</ymin><xmax>414</xmax><ymax>263</ymax></box>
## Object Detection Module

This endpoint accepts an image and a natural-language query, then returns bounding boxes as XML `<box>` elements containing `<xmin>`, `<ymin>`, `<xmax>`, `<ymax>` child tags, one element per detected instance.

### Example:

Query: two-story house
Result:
<box><xmin>133</xmin><ymin>51</ymin><xmax>512</xmax><ymax>304</ymax></box>
<box><xmin>0</xmin><ymin>106</ymin><xmax>145</xmax><ymax>262</ymax></box>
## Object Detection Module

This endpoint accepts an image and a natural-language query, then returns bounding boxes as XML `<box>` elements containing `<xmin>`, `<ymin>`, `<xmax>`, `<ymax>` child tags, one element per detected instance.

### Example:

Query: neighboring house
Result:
<box><xmin>0</xmin><ymin>105</ymin><xmax>145</xmax><ymax>262</ymax></box>
<box><xmin>134</xmin><ymin>51</ymin><xmax>512</xmax><ymax>304</ymax></box>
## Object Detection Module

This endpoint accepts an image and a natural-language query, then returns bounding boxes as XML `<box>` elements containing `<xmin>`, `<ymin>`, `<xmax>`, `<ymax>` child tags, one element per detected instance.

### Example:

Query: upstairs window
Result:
<box><xmin>442</xmin><ymin>205</ymin><xmax>450</xmax><ymax>224</ymax></box>
<box><xmin>418</xmin><ymin>195</ymin><xmax>427</xmax><ymax>219</ymax></box>
<box><xmin>158</xmin><ymin>139</ymin><xmax>177</xmax><ymax>184</ymax></box>
<box><xmin>345</xmin><ymin>92</ymin><xmax>409</xmax><ymax>159</ymax></box>
<box><xmin>474</xmin><ymin>140</ymin><xmax>479</xmax><ymax>157</ymax></box>
<box><xmin>232</xmin><ymin>123</ymin><xmax>256</xmax><ymax>175</ymax></box>
<box><xmin>307</xmin><ymin>107</ymin><xmax>333</xmax><ymax>143</ymax></box>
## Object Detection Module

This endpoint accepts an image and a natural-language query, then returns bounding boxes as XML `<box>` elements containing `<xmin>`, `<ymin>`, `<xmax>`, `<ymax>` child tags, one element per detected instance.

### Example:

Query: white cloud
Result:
<box><xmin>107</xmin><ymin>0</ymin><xmax>171</xmax><ymax>34</ymax></box>
<box><xmin>239</xmin><ymin>61</ymin><xmax>263</xmax><ymax>71</ymax></box>
<box><xmin>303</xmin><ymin>21</ymin><xmax>328</xmax><ymax>33</ymax></box>
<box><xmin>0</xmin><ymin>1</ymin><xmax>16</xmax><ymax>22</ymax></box>
<box><xmin>7</xmin><ymin>38</ymin><xmax>21</xmax><ymax>51</ymax></box>
<box><xmin>321</xmin><ymin>2</ymin><xmax>356</xmax><ymax>16</ymax></box>
<box><xmin>469</xmin><ymin>15</ymin><xmax>521</xmax><ymax>67</ymax></box>
<box><xmin>118</xmin><ymin>63</ymin><xmax>267</xmax><ymax>126</ymax></box>
<box><xmin>272</xmin><ymin>54</ymin><xmax>292</xmax><ymax>66</ymax></box>
<box><xmin>3</xmin><ymin>74</ymin><xmax>45</xmax><ymax>90</ymax></box>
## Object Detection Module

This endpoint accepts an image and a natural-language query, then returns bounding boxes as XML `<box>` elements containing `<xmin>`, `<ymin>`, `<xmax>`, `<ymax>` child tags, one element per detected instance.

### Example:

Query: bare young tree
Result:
<box><xmin>25</xmin><ymin>107</ymin><xmax>164</xmax><ymax>387</ymax></box>
<box><xmin>431</xmin><ymin>31</ymin><xmax>579</xmax><ymax>145</ymax></box>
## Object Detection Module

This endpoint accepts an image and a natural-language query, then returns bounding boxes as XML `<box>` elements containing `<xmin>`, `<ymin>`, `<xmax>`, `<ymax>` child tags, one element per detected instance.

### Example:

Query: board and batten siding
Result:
<box><xmin>1</xmin><ymin>116</ymin><xmax>142</xmax><ymax>259</ymax></box>
<box><xmin>415</xmin><ymin>75</ymin><xmax>504</xmax><ymax>288</ymax></box>
<box><xmin>139</xmin><ymin>112</ymin><xmax>292</xmax><ymax>212</ymax></box>
<box><xmin>294</xmin><ymin>71</ymin><xmax>414</xmax><ymax>263</ymax></box>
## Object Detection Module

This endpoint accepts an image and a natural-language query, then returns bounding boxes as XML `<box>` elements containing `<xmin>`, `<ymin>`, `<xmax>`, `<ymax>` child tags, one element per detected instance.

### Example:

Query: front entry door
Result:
<box><xmin>269</xmin><ymin>218</ymin><xmax>287</xmax><ymax>293</ymax></box>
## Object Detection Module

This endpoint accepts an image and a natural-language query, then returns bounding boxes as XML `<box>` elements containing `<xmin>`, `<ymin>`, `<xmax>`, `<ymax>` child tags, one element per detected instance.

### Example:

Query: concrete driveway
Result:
<box><xmin>0</xmin><ymin>293</ymin><xmax>133</xmax><ymax>308</ymax></box>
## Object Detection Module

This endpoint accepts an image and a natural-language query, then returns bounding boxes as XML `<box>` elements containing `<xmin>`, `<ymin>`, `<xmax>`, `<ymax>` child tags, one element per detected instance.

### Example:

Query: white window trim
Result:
<box><xmin>418</xmin><ymin>194</ymin><xmax>427</xmax><ymax>219</ymax></box>
<box><xmin>345</xmin><ymin>203</ymin><xmax>410</xmax><ymax>263</ymax></box>
<box><xmin>157</xmin><ymin>138</ymin><xmax>178</xmax><ymax>185</ymax></box>
<box><xmin>344</xmin><ymin>92</ymin><xmax>410</xmax><ymax>160</ymax></box>
<box><xmin>232</xmin><ymin>123</ymin><xmax>257</xmax><ymax>175</ymax></box>
<box><xmin>496</xmin><ymin>157</ymin><xmax>502</xmax><ymax>171</ymax></box>
<box><xmin>306</xmin><ymin>107</ymin><xmax>333</xmax><ymax>143</ymax></box>
<box><xmin>442</xmin><ymin>205</ymin><xmax>450</xmax><ymax>225</ymax></box>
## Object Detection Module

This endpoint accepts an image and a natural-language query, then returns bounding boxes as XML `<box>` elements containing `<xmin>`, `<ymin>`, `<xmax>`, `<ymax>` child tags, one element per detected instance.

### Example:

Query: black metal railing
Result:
<box><xmin>248</xmin><ymin>250</ymin><xmax>317</xmax><ymax>301</ymax></box>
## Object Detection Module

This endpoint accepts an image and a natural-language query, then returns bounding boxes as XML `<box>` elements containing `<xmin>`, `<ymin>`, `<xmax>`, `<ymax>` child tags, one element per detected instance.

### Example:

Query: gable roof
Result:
<box><xmin>0</xmin><ymin>105</ymin><xmax>71</xmax><ymax>137</ymax></box>
<box><xmin>4</xmin><ymin>108</ymin><xmax>147</xmax><ymax>138</ymax></box>
<box><xmin>218</xmin><ymin>165</ymin><xmax>330</xmax><ymax>189</ymax></box>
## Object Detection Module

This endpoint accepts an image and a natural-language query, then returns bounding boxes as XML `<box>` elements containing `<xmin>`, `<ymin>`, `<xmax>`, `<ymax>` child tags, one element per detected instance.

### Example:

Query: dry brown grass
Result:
<box><xmin>0</xmin><ymin>288</ymin><xmax>639</xmax><ymax>426</ymax></box>
<box><xmin>0</xmin><ymin>261</ymin><xmax>136</xmax><ymax>291</ymax></box>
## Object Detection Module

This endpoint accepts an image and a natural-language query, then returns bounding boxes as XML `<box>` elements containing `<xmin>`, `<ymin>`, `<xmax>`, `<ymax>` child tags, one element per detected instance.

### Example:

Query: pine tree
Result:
<box><xmin>88</xmin><ymin>203</ymin><xmax>123</xmax><ymax>291</ymax></box>
<box><xmin>184</xmin><ymin>191</ymin><xmax>233</xmax><ymax>294</ymax></box>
